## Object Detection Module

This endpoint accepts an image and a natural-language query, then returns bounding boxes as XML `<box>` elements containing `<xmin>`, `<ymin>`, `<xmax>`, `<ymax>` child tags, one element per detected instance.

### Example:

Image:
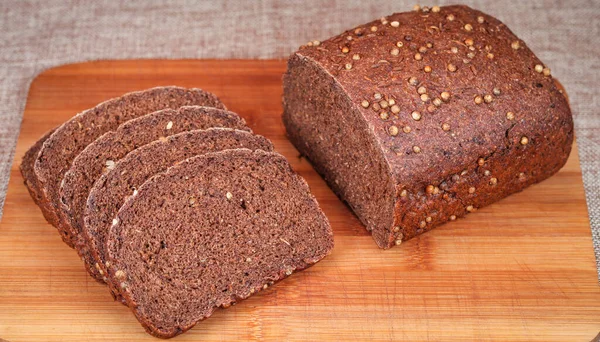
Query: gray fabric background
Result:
<box><xmin>1</xmin><ymin>0</ymin><xmax>598</xmax><ymax>275</ymax></box>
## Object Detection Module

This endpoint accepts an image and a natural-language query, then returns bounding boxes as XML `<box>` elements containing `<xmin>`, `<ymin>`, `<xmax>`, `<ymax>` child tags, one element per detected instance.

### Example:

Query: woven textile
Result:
<box><xmin>1</xmin><ymin>0</ymin><xmax>598</xmax><ymax>275</ymax></box>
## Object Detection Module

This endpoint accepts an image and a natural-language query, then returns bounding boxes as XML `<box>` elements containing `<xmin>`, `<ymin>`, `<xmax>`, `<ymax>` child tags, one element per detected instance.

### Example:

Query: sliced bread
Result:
<box><xmin>61</xmin><ymin>106</ymin><xmax>249</xmax><ymax>281</ymax></box>
<box><xmin>20</xmin><ymin>129</ymin><xmax>55</xmax><ymax>211</ymax></box>
<box><xmin>105</xmin><ymin>149</ymin><xmax>333</xmax><ymax>338</ymax></box>
<box><xmin>33</xmin><ymin>86</ymin><xmax>224</xmax><ymax>247</ymax></box>
<box><xmin>85</xmin><ymin>129</ymin><xmax>273</xmax><ymax>289</ymax></box>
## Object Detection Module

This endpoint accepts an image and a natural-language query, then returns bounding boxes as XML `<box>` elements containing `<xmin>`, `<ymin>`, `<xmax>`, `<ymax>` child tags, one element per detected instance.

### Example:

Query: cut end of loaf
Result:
<box><xmin>283</xmin><ymin>53</ymin><xmax>396</xmax><ymax>249</ymax></box>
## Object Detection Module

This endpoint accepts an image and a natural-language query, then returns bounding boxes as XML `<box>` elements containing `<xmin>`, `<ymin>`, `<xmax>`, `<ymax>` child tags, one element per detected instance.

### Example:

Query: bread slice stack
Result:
<box><xmin>21</xmin><ymin>86</ymin><xmax>334</xmax><ymax>338</ymax></box>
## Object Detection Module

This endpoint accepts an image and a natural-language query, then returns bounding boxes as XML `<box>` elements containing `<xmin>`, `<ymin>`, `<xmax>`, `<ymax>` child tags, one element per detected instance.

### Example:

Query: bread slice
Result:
<box><xmin>20</xmin><ymin>129</ymin><xmax>55</xmax><ymax>212</ymax></box>
<box><xmin>283</xmin><ymin>5</ymin><xmax>573</xmax><ymax>248</ymax></box>
<box><xmin>61</xmin><ymin>107</ymin><xmax>249</xmax><ymax>281</ymax></box>
<box><xmin>105</xmin><ymin>149</ymin><xmax>333</xmax><ymax>338</ymax></box>
<box><xmin>85</xmin><ymin>129</ymin><xmax>273</xmax><ymax>291</ymax></box>
<box><xmin>33</xmin><ymin>86</ymin><xmax>224</xmax><ymax>247</ymax></box>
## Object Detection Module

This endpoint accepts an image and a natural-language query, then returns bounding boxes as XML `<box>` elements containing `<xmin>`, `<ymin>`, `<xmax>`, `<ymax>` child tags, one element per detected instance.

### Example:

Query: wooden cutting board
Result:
<box><xmin>0</xmin><ymin>60</ymin><xmax>598</xmax><ymax>341</ymax></box>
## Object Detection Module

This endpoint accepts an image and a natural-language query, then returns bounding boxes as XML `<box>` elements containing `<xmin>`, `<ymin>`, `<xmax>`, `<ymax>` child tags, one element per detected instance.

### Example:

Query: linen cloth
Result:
<box><xmin>1</xmin><ymin>0</ymin><xmax>599</xmax><ymax>275</ymax></box>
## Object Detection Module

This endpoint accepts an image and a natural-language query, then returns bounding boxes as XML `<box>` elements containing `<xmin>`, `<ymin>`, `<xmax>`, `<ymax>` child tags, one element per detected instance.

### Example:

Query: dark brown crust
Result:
<box><xmin>85</xmin><ymin>129</ymin><xmax>273</xmax><ymax>298</ymax></box>
<box><xmin>106</xmin><ymin>149</ymin><xmax>333</xmax><ymax>338</ymax></box>
<box><xmin>61</xmin><ymin>107</ymin><xmax>249</xmax><ymax>282</ymax></box>
<box><xmin>20</xmin><ymin>129</ymin><xmax>55</xmax><ymax>214</ymax></box>
<box><xmin>33</xmin><ymin>86</ymin><xmax>225</xmax><ymax>247</ymax></box>
<box><xmin>283</xmin><ymin>5</ymin><xmax>573</xmax><ymax>248</ymax></box>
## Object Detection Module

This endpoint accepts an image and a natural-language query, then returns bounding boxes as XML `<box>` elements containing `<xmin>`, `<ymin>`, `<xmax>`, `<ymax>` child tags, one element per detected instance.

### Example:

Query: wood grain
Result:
<box><xmin>0</xmin><ymin>60</ymin><xmax>598</xmax><ymax>341</ymax></box>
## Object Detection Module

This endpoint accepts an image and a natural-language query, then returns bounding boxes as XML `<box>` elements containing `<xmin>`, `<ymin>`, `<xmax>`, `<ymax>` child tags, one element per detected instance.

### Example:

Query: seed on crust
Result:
<box><xmin>543</xmin><ymin>68</ymin><xmax>551</xmax><ymax>76</ymax></box>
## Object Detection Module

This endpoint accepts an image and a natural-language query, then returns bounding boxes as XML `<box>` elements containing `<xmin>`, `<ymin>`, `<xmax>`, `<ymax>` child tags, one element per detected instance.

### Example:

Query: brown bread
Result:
<box><xmin>20</xmin><ymin>129</ymin><xmax>54</xmax><ymax>212</ymax></box>
<box><xmin>106</xmin><ymin>149</ymin><xmax>333</xmax><ymax>338</ymax></box>
<box><xmin>61</xmin><ymin>107</ymin><xmax>249</xmax><ymax>281</ymax></box>
<box><xmin>85</xmin><ymin>128</ymin><xmax>272</xmax><ymax>294</ymax></box>
<box><xmin>283</xmin><ymin>5</ymin><xmax>573</xmax><ymax>248</ymax></box>
<box><xmin>33</xmin><ymin>86</ymin><xmax>224</xmax><ymax>247</ymax></box>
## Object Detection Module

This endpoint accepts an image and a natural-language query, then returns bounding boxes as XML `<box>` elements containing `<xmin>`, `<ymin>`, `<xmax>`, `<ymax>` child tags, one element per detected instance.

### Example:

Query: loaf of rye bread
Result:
<box><xmin>283</xmin><ymin>5</ymin><xmax>573</xmax><ymax>248</ymax></box>
<box><xmin>106</xmin><ymin>149</ymin><xmax>333</xmax><ymax>338</ymax></box>
<box><xmin>31</xmin><ymin>86</ymin><xmax>225</xmax><ymax>247</ymax></box>
<box><xmin>61</xmin><ymin>107</ymin><xmax>249</xmax><ymax>282</ymax></box>
<box><xmin>84</xmin><ymin>128</ymin><xmax>272</xmax><ymax>290</ymax></box>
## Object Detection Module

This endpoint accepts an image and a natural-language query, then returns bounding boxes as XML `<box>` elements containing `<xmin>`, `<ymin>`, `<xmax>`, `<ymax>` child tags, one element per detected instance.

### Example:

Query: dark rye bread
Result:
<box><xmin>105</xmin><ymin>149</ymin><xmax>333</xmax><ymax>338</ymax></box>
<box><xmin>20</xmin><ymin>129</ymin><xmax>55</xmax><ymax>211</ymax></box>
<box><xmin>283</xmin><ymin>5</ymin><xmax>573</xmax><ymax>248</ymax></box>
<box><xmin>33</xmin><ymin>86</ymin><xmax>225</xmax><ymax>247</ymax></box>
<box><xmin>85</xmin><ymin>129</ymin><xmax>273</xmax><ymax>290</ymax></box>
<box><xmin>61</xmin><ymin>107</ymin><xmax>249</xmax><ymax>281</ymax></box>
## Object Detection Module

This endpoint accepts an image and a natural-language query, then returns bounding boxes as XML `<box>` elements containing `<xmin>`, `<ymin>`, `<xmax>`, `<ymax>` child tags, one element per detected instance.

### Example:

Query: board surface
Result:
<box><xmin>0</xmin><ymin>60</ymin><xmax>598</xmax><ymax>341</ymax></box>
